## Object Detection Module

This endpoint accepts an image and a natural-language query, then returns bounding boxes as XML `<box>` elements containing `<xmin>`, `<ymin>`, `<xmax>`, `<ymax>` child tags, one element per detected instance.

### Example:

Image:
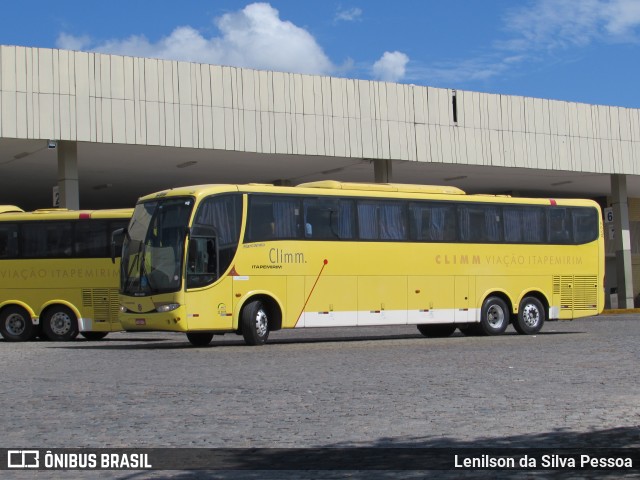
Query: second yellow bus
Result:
<box><xmin>0</xmin><ymin>207</ymin><xmax>132</xmax><ymax>341</ymax></box>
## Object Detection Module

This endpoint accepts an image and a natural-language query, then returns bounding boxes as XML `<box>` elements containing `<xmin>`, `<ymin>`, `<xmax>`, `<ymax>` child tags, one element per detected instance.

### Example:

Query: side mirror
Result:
<box><xmin>111</xmin><ymin>227</ymin><xmax>126</xmax><ymax>264</ymax></box>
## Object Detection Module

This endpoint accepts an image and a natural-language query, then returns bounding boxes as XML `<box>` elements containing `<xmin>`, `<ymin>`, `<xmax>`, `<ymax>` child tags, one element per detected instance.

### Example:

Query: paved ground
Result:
<box><xmin>1</xmin><ymin>315</ymin><xmax>639</xmax><ymax>479</ymax></box>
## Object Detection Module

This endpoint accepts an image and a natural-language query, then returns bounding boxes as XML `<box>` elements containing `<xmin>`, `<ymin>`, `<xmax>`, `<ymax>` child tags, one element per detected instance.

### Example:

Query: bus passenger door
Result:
<box><xmin>185</xmin><ymin>234</ymin><xmax>234</xmax><ymax>330</ymax></box>
<box><xmin>455</xmin><ymin>276</ymin><xmax>470</xmax><ymax>323</ymax></box>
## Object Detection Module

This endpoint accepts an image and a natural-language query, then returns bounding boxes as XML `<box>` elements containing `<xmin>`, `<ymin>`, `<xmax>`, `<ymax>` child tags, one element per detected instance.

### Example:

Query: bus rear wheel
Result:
<box><xmin>417</xmin><ymin>324</ymin><xmax>456</xmax><ymax>338</ymax></box>
<box><xmin>186</xmin><ymin>332</ymin><xmax>214</xmax><ymax>346</ymax></box>
<box><xmin>0</xmin><ymin>306</ymin><xmax>36</xmax><ymax>342</ymax></box>
<box><xmin>80</xmin><ymin>332</ymin><xmax>109</xmax><ymax>341</ymax></box>
<box><xmin>479</xmin><ymin>296</ymin><xmax>509</xmax><ymax>336</ymax></box>
<box><xmin>241</xmin><ymin>300</ymin><xmax>270</xmax><ymax>346</ymax></box>
<box><xmin>514</xmin><ymin>297</ymin><xmax>545</xmax><ymax>335</ymax></box>
<box><xmin>42</xmin><ymin>306</ymin><xmax>79</xmax><ymax>341</ymax></box>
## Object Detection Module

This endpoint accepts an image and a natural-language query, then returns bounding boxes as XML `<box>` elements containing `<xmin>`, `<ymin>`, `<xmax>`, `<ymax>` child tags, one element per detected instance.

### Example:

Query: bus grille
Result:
<box><xmin>81</xmin><ymin>288</ymin><xmax>120</xmax><ymax>323</ymax></box>
<box><xmin>554</xmin><ymin>275</ymin><xmax>598</xmax><ymax>311</ymax></box>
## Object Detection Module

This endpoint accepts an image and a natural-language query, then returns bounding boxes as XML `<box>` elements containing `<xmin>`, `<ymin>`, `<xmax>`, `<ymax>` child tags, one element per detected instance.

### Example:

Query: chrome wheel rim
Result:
<box><xmin>255</xmin><ymin>309</ymin><xmax>268</xmax><ymax>337</ymax></box>
<box><xmin>6</xmin><ymin>313</ymin><xmax>27</xmax><ymax>336</ymax></box>
<box><xmin>522</xmin><ymin>304</ymin><xmax>540</xmax><ymax>328</ymax></box>
<box><xmin>487</xmin><ymin>304</ymin><xmax>505</xmax><ymax>328</ymax></box>
<box><xmin>50</xmin><ymin>311</ymin><xmax>72</xmax><ymax>336</ymax></box>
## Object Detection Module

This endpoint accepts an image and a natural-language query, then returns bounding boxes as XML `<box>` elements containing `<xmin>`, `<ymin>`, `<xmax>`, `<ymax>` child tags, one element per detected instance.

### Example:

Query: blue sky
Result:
<box><xmin>2</xmin><ymin>0</ymin><xmax>640</xmax><ymax>108</ymax></box>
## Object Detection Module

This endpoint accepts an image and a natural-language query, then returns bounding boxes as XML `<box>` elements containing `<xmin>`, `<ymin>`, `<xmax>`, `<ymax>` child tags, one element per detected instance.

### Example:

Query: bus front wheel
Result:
<box><xmin>42</xmin><ymin>306</ymin><xmax>79</xmax><ymax>341</ymax></box>
<box><xmin>0</xmin><ymin>306</ymin><xmax>36</xmax><ymax>342</ymax></box>
<box><xmin>479</xmin><ymin>296</ymin><xmax>509</xmax><ymax>335</ymax></box>
<box><xmin>514</xmin><ymin>297</ymin><xmax>545</xmax><ymax>335</ymax></box>
<box><xmin>186</xmin><ymin>332</ymin><xmax>214</xmax><ymax>346</ymax></box>
<box><xmin>241</xmin><ymin>300</ymin><xmax>270</xmax><ymax>346</ymax></box>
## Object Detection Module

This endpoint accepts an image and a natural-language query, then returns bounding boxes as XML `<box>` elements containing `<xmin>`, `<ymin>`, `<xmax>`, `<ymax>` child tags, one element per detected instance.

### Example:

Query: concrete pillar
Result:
<box><xmin>374</xmin><ymin>159</ymin><xmax>392</xmax><ymax>183</ymax></box>
<box><xmin>57</xmin><ymin>140</ymin><xmax>79</xmax><ymax>210</ymax></box>
<box><xmin>611</xmin><ymin>174</ymin><xmax>634</xmax><ymax>308</ymax></box>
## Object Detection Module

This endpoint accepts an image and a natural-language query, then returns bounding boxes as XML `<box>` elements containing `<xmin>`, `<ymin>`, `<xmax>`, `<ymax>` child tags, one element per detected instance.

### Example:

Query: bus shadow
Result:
<box><xmin>43</xmin><ymin>329</ymin><xmax>586</xmax><ymax>350</ymax></box>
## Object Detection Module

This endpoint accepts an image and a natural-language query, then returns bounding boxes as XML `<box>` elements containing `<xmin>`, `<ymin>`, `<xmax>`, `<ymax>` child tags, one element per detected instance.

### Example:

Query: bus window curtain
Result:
<box><xmin>337</xmin><ymin>202</ymin><xmax>354</xmax><ymax>239</ymax></box>
<box><xmin>273</xmin><ymin>201</ymin><xmax>298</xmax><ymax>238</ymax></box>
<box><xmin>196</xmin><ymin>200</ymin><xmax>235</xmax><ymax>244</ymax></box>
<box><xmin>380</xmin><ymin>204</ymin><xmax>406</xmax><ymax>240</ymax></box>
<box><xmin>358</xmin><ymin>203</ymin><xmax>378</xmax><ymax>239</ymax></box>
<box><xmin>429</xmin><ymin>208</ymin><xmax>446</xmax><ymax>241</ymax></box>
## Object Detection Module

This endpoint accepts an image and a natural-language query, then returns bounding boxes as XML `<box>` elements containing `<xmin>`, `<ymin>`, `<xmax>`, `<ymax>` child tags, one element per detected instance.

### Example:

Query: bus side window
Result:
<box><xmin>247</xmin><ymin>203</ymin><xmax>274</xmax><ymax>241</ymax></box>
<box><xmin>0</xmin><ymin>224</ymin><xmax>18</xmax><ymax>258</ymax></box>
<box><xmin>548</xmin><ymin>208</ymin><xmax>571</xmax><ymax>244</ymax></box>
<box><xmin>186</xmin><ymin>237</ymin><xmax>217</xmax><ymax>288</ymax></box>
<box><xmin>75</xmin><ymin>220</ymin><xmax>108</xmax><ymax>257</ymax></box>
<box><xmin>22</xmin><ymin>222</ymin><xmax>73</xmax><ymax>258</ymax></box>
<box><xmin>304</xmin><ymin>199</ymin><xmax>336</xmax><ymax>239</ymax></box>
<box><xmin>410</xmin><ymin>203</ymin><xmax>456</xmax><ymax>242</ymax></box>
<box><xmin>357</xmin><ymin>200</ymin><xmax>407</xmax><ymax>241</ymax></box>
<box><xmin>572</xmin><ymin>208</ymin><xmax>598</xmax><ymax>244</ymax></box>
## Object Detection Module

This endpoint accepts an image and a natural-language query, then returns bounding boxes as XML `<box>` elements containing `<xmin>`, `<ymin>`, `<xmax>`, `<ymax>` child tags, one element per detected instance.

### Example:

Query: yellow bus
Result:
<box><xmin>0</xmin><ymin>207</ymin><xmax>132</xmax><ymax>341</ymax></box>
<box><xmin>118</xmin><ymin>181</ymin><xmax>604</xmax><ymax>346</ymax></box>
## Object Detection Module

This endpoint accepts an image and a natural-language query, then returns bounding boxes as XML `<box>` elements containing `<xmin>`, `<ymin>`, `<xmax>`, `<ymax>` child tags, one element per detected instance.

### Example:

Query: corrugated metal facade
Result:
<box><xmin>1</xmin><ymin>45</ymin><xmax>639</xmax><ymax>175</ymax></box>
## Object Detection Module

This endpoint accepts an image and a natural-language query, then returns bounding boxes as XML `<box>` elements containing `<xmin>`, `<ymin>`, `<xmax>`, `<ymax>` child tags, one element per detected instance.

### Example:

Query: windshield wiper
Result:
<box><xmin>124</xmin><ymin>241</ymin><xmax>142</xmax><ymax>293</ymax></box>
<box><xmin>139</xmin><ymin>243</ymin><xmax>156</xmax><ymax>293</ymax></box>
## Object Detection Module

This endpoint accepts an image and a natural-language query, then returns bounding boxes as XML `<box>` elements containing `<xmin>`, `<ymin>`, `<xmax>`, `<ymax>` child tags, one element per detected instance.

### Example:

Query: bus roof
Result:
<box><xmin>0</xmin><ymin>208</ymin><xmax>133</xmax><ymax>222</ymax></box>
<box><xmin>297</xmin><ymin>180</ymin><xmax>466</xmax><ymax>195</ymax></box>
<box><xmin>0</xmin><ymin>205</ymin><xmax>24</xmax><ymax>214</ymax></box>
<box><xmin>136</xmin><ymin>182</ymin><xmax>599</xmax><ymax>208</ymax></box>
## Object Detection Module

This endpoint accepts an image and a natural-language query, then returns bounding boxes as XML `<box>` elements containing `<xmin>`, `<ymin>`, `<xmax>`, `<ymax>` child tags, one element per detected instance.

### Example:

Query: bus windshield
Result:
<box><xmin>121</xmin><ymin>197</ymin><xmax>194</xmax><ymax>296</ymax></box>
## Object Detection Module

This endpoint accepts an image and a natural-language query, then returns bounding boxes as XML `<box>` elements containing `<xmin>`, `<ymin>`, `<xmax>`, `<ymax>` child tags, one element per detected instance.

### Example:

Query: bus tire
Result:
<box><xmin>42</xmin><ymin>306</ymin><xmax>79</xmax><ymax>341</ymax></box>
<box><xmin>186</xmin><ymin>332</ymin><xmax>214</xmax><ymax>346</ymax></box>
<box><xmin>241</xmin><ymin>299</ymin><xmax>270</xmax><ymax>346</ymax></box>
<box><xmin>515</xmin><ymin>297</ymin><xmax>545</xmax><ymax>335</ymax></box>
<box><xmin>417</xmin><ymin>324</ymin><xmax>456</xmax><ymax>338</ymax></box>
<box><xmin>80</xmin><ymin>332</ymin><xmax>109</xmax><ymax>341</ymax></box>
<box><xmin>0</xmin><ymin>306</ymin><xmax>36</xmax><ymax>342</ymax></box>
<box><xmin>479</xmin><ymin>296</ymin><xmax>509</xmax><ymax>336</ymax></box>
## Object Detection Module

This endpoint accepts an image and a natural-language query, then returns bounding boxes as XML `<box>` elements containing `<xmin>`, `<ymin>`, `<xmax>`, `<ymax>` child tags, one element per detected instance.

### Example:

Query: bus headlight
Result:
<box><xmin>155</xmin><ymin>303</ymin><xmax>180</xmax><ymax>313</ymax></box>
<box><xmin>120</xmin><ymin>305</ymin><xmax>128</xmax><ymax>313</ymax></box>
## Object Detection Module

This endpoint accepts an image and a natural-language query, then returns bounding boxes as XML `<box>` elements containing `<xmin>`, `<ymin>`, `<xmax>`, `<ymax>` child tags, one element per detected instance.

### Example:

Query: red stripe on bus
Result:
<box><xmin>295</xmin><ymin>259</ymin><xmax>328</xmax><ymax>326</ymax></box>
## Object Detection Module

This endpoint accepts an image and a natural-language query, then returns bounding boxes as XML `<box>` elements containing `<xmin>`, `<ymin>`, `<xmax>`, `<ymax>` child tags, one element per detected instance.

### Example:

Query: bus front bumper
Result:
<box><xmin>119</xmin><ymin>306</ymin><xmax>188</xmax><ymax>332</ymax></box>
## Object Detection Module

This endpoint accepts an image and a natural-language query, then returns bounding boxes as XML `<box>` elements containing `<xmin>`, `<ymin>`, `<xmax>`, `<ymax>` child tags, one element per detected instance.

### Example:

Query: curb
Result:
<box><xmin>602</xmin><ymin>308</ymin><xmax>640</xmax><ymax>315</ymax></box>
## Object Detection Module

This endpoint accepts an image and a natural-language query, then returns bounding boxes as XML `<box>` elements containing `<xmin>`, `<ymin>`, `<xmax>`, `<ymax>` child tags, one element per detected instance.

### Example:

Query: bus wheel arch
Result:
<box><xmin>478</xmin><ymin>293</ymin><xmax>512</xmax><ymax>336</ymax></box>
<box><xmin>239</xmin><ymin>295</ymin><xmax>282</xmax><ymax>346</ymax></box>
<box><xmin>515</xmin><ymin>292</ymin><xmax>547</xmax><ymax>335</ymax></box>
<box><xmin>0</xmin><ymin>304</ymin><xmax>36</xmax><ymax>341</ymax></box>
<box><xmin>41</xmin><ymin>304</ymin><xmax>79</xmax><ymax>341</ymax></box>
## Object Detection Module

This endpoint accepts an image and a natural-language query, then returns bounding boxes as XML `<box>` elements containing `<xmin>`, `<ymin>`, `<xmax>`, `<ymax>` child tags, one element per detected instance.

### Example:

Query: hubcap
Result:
<box><xmin>50</xmin><ymin>311</ymin><xmax>72</xmax><ymax>336</ymax></box>
<box><xmin>255</xmin><ymin>309</ymin><xmax>268</xmax><ymax>337</ymax></box>
<box><xmin>487</xmin><ymin>304</ymin><xmax>505</xmax><ymax>328</ymax></box>
<box><xmin>6</xmin><ymin>313</ymin><xmax>27</xmax><ymax>336</ymax></box>
<box><xmin>522</xmin><ymin>304</ymin><xmax>540</xmax><ymax>327</ymax></box>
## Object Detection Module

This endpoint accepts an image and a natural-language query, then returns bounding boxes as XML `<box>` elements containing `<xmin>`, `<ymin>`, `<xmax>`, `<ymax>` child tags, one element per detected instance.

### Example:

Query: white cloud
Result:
<box><xmin>335</xmin><ymin>7</ymin><xmax>363</xmax><ymax>22</ymax></box>
<box><xmin>56</xmin><ymin>32</ymin><xmax>92</xmax><ymax>51</ymax></box>
<box><xmin>410</xmin><ymin>56</ymin><xmax>511</xmax><ymax>85</ymax></box>
<box><xmin>603</xmin><ymin>0</ymin><xmax>640</xmax><ymax>37</ymax></box>
<box><xmin>372</xmin><ymin>51</ymin><xmax>409</xmax><ymax>82</ymax></box>
<box><xmin>56</xmin><ymin>2</ymin><xmax>334</xmax><ymax>75</ymax></box>
<box><xmin>410</xmin><ymin>0</ymin><xmax>640</xmax><ymax>86</ymax></box>
<box><xmin>501</xmin><ymin>0</ymin><xmax>640</xmax><ymax>52</ymax></box>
